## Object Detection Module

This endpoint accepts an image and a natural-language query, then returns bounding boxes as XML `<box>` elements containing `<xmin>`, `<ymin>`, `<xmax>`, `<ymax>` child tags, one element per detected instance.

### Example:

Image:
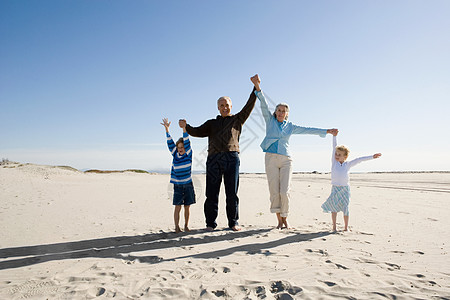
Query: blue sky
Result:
<box><xmin>1</xmin><ymin>0</ymin><xmax>449</xmax><ymax>172</ymax></box>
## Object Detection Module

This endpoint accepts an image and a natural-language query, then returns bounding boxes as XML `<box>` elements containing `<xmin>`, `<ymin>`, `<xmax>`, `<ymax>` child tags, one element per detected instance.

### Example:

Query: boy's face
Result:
<box><xmin>177</xmin><ymin>143</ymin><xmax>186</xmax><ymax>155</ymax></box>
<box><xmin>335</xmin><ymin>150</ymin><xmax>347</xmax><ymax>163</ymax></box>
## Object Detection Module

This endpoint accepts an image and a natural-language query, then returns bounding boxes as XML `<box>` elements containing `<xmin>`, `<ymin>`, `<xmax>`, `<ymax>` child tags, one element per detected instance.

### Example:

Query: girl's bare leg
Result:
<box><xmin>184</xmin><ymin>205</ymin><xmax>191</xmax><ymax>232</ymax></box>
<box><xmin>331</xmin><ymin>212</ymin><xmax>337</xmax><ymax>232</ymax></box>
<box><xmin>343</xmin><ymin>215</ymin><xmax>349</xmax><ymax>231</ymax></box>
<box><xmin>282</xmin><ymin>216</ymin><xmax>289</xmax><ymax>229</ymax></box>
<box><xmin>174</xmin><ymin>205</ymin><xmax>182</xmax><ymax>233</ymax></box>
<box><xmin>276</xmin><ymin>213</ymin><xmax>283</xmax><ymax>229</ymax></box>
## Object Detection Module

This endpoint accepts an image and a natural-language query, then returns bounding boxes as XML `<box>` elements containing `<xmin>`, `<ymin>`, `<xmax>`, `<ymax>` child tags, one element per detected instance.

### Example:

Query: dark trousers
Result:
<box><xmin>205</xmin><ymin>152</ymin><xmax>240</xmax><ymax>229</ymax></box>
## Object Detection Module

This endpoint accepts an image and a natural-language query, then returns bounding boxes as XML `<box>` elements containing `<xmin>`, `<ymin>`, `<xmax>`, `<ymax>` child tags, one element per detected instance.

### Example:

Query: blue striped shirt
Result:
<box><xmin>166</xmin><ymin>131</ymin><xmax>193</xmax><ymax>184</ymax></box>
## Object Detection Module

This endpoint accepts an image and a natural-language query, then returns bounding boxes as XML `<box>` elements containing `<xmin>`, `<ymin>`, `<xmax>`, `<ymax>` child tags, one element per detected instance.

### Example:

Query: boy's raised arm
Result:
<box><xmin>161</xmin><ymin>118</ymin><xmax>171</xmax><ymax>133</ymax></box>
<box><xmin>162</xmin><ymin>118</ymin><xmax>175</xmax><ymax>153</ymax></box>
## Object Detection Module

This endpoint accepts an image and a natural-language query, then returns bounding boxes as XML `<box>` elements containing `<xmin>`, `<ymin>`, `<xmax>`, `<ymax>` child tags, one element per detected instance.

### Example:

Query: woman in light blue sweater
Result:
<box><xmin>250</xmin><ymin>74</ymin><xmax>337</xmax><ymax>229</ymax></box>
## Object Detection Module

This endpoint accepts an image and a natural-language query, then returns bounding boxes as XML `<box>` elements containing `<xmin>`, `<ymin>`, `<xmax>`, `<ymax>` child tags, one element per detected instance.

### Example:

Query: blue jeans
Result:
<box><xmin>205</xmin><ymin>152</ymin><xmax>240</xmax><ymax>229</ymax></box>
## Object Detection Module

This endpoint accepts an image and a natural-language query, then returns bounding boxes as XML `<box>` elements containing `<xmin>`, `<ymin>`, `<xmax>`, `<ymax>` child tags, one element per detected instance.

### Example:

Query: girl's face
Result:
<box><xmin>177</xmin><ymin>143</ymin><xmax>186</xmax><ymax>155</ymax></box>
<box><xmin>335</xmin><ymin>149</ymin><xmax>347</xmax><ymax>163</ymax></box>
<box><xmin>276</xmin><ymin>106</ymin><xmax>288</xmax><ymax>122</ymax></box>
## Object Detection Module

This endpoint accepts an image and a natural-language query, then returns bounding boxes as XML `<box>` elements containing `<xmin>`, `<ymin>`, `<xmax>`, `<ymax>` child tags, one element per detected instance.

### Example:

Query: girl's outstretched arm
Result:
<box><xmin>347</xmin><ymin>154</ymin><xmax>380</xmax><ymax>168</ymax></box>
<box><xmin>332</xmin><ymin>135</ymin><xmax>337</xmax><ymax>164</ymax></box>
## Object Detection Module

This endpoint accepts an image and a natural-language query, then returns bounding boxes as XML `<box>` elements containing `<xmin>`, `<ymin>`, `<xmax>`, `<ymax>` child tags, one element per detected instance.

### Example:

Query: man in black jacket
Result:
<box><xmin>179</xmin><ymin>76</ymin><xmax>258</xmax><ymax>231</ymax></box>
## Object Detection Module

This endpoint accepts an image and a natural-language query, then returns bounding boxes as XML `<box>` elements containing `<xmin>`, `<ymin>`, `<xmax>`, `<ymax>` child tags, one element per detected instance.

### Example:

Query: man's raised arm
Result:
<box><xmin>236</xmin><ymin>85</ymin><xmax>257</xmax><ymax>123</ymax></box>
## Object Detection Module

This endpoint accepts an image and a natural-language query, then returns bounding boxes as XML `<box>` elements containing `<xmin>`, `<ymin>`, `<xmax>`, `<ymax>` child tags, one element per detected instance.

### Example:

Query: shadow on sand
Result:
<box><xmin>0</xmin><ymin>228</ymin><xmax>332</xmax><ymax>270</ymax></box>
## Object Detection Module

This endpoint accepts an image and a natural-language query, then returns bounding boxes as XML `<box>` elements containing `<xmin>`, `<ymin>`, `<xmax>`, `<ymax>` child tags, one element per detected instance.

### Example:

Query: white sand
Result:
<box><xmin>0</xmin><ymin>163</ymin><xmax>449</xmax><ymax>299</ymax></box>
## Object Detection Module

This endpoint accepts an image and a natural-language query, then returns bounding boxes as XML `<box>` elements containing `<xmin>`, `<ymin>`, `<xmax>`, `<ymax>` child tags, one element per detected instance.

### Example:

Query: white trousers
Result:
<box><xmin>265</xmin><ymin>152</ymin><xmax>293</xmax><ymax>217</ymax></box>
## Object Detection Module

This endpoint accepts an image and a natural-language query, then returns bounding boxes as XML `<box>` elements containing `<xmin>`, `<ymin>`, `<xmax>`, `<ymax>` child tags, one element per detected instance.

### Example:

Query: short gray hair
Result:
<box><xmin>273</xmin><ymin>103</ymin><xmax>289</xmax><ymax>120</ymax></box>
<box><xmin>217</xmin><ymin>96</ymin><xmax>232</xmax><ymax>106</ymax></box>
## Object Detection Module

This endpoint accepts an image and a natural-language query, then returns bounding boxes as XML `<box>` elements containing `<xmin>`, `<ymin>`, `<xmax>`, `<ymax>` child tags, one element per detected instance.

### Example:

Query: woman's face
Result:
<box><xmin>276</xmin><ymin>106</ymin><xmax>288</xmax><ymax>122</ymax></box>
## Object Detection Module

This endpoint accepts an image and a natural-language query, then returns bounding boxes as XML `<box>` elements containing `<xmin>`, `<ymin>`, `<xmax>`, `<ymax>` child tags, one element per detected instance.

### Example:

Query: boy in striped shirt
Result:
<box><xmin>161</xmin><ymin>118</ymin><xmax>196</xmax><ymax>233</ymax></box>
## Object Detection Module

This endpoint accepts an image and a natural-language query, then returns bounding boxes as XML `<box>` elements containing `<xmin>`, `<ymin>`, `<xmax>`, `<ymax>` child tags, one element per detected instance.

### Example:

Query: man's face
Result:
<box><xmin>218</xmin><ymin>98</ymin><xmax>232</xmax><ymax>117</ymax></box>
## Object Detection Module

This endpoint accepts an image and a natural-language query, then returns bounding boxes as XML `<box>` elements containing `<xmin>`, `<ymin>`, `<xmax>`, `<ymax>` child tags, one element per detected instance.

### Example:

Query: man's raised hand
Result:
<box><xmin>250</xmin><ymin>74</ymin><xmax>261</xmax><ymax>91</ymax></box>
<box><xmin>179</xmin><ymin>119</ymin><xmax>187</xmax><ymax>129</ymax></box>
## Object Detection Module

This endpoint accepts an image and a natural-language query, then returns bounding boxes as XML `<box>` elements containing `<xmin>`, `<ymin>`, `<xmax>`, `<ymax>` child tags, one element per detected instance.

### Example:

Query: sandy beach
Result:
<box><xmin>0</xmin><ymin>163</ymin><xmax>449</xmax><ymax>299</ymax></box>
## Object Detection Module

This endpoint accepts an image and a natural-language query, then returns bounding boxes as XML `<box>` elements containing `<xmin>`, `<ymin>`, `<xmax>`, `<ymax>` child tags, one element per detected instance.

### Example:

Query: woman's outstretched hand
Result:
<box><xmin>327</xmin><ymin>128</ymin><xmax>339</xmax><ymax>136</ymax></box>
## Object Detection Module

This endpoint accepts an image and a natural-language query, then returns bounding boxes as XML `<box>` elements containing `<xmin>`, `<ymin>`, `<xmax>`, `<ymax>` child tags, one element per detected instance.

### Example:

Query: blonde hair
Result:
<box><xmin>336</xmin><ymin>145</ymin><xmax>350</xmax><ymax>158</ymax></box>
<box><xmin>273</xmin><ymin>103</ymin><xmax>289</xmax><ymax>120</ymax></box>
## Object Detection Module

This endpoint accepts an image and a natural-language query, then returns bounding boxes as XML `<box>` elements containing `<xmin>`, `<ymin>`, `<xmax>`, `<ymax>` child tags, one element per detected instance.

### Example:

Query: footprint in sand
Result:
<box><xmin>385</xmin><ymin>262</ymin><xmax>401</xmax><ymax>271</ymax></box>
<box><xmin>87</xmin><ymin>287</ymin><xmax>106</xmax><ymax>297</ymax></box>
<box><xmin>305</xmin><ymin>249</ymin><xmax>328</xmax><ymax>256</ymax></box>
<box><xmin>357</xmin><ymin>231</ymin><xmax>374</xmax><ymax>236</ymax></box>
<box><xmin>355</xmin><ymin>257</ymin><xmax>377</xmax><ymax>265</ymax></box>
<box><xmin>270</xmin><ymin>280</ymin><xmax>303</xmax><ymax>296</ymax></box>
<box><xmin>97</xmin><ymin>272</ymin><xmax>121</xmax><ymax>279</ymax></box>
<box><xmin>412</xmin><ymin>274</ymin><xmax>439</xmax><ymax>286</ymax></box>
<box><xmin>255</xmin><ymin>286</ymin><xmax>267</xmax><ymax>298</ymax></box>
<box><xmin>8</xmin><ymin>280</ymin><xmax>58</xmax><ymax>298</ymax></box>
<box><xmin>212</xmin><ymin>289</ymin><xmax>226</xmax><ymax>297</ymax></box>
<box><xmin>322</xmin><ymin>281</ymin><xmax>337</xmax><ymax>287</ymax></box>
<box><xmin>347</xmin><ymin>248</ymin><xmax>372</xmax><ymax>256</ymax></box>
<box><xmin>325</xmin><ymin>260</ymin><xmax>349</xmax><ymax>270</ymax></box>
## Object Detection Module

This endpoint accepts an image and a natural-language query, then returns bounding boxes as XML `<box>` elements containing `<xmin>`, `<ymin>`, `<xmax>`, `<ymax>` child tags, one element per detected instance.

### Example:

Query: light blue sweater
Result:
<box><xmin>255</xmin><ymin>90</ymin><xmax>328</xmax><ymax>157</ymax></box>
